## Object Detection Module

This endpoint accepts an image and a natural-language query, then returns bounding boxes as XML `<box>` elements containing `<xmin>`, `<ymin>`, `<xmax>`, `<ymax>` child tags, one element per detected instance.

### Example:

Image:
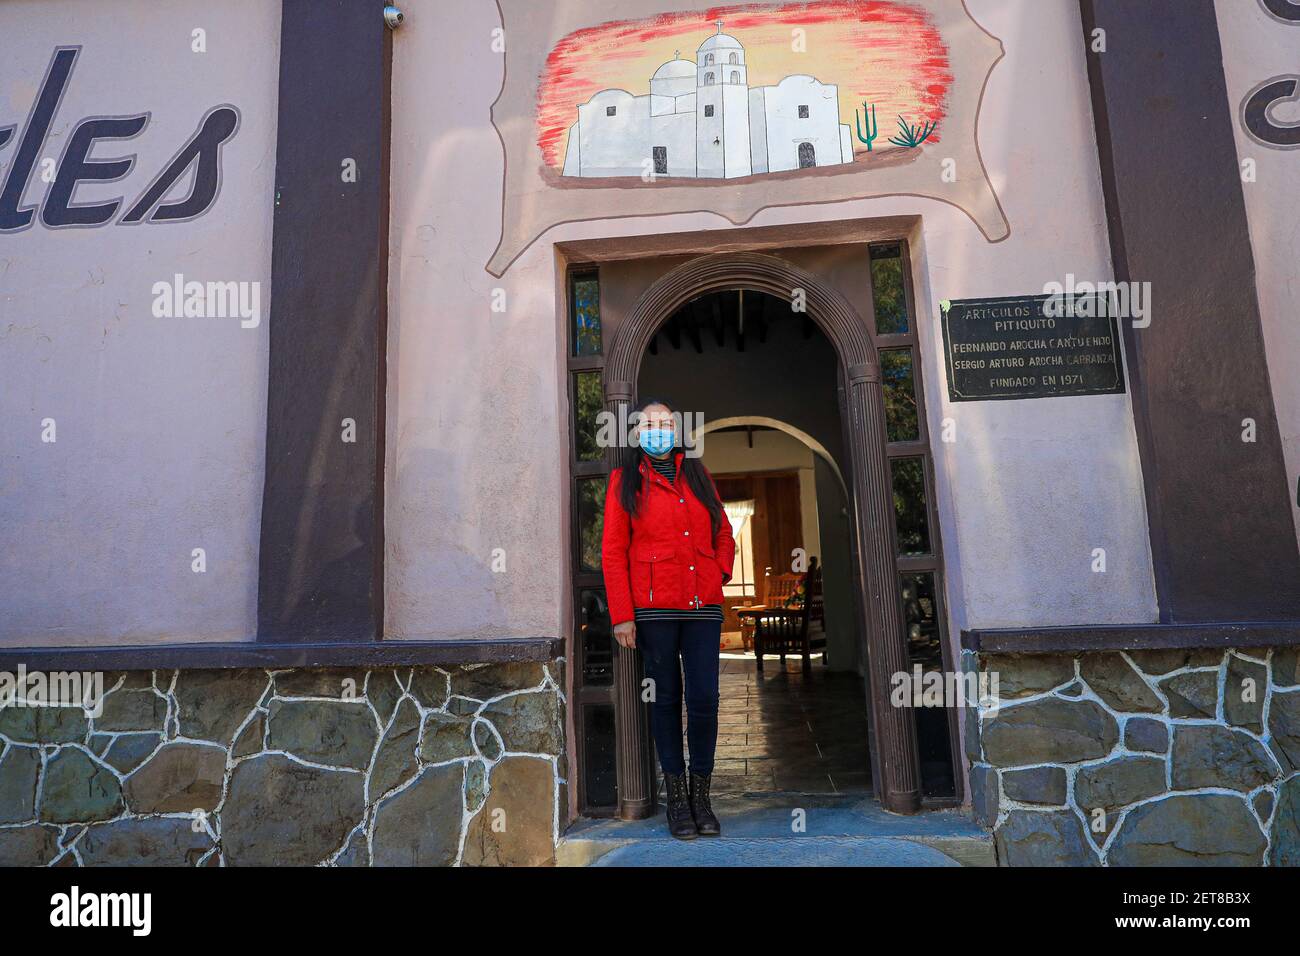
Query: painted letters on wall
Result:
<box><xmin>0</xmin><ymin>47</ymin><xmax>237</xmax><ymax>233</ymax></box>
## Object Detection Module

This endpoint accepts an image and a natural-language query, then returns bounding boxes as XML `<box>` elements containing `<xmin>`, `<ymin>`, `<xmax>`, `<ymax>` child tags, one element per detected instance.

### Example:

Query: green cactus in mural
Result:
<box><xmin>855</xmin><ymin>102</ymin><xmax>878</xmax><ymax>152</ymax></box>
<box><xmin>888</xmin><ymin>115</ymin><xmax>937</xmax><ymax>148</ymax></box>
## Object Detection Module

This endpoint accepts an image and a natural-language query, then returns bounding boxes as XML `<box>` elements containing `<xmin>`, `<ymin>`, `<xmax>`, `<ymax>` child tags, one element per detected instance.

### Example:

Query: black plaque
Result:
<box><xmin>940</xmin><ymin>294</ymin><xmax>1125</xmax><ymax>401</ymax></box>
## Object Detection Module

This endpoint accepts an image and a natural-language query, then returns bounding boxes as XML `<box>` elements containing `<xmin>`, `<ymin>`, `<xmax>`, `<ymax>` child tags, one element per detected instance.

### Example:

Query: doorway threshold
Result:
<box><xmin>558</xmin><ymin>791</ymin><xmax>993</xmax><ymax>866</ymax></box>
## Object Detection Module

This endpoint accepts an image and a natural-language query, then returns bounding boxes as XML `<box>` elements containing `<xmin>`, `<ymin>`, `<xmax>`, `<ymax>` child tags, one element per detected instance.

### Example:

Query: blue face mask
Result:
<box><xmin>639</xmin><ymin>428</ymin><xmax>675</xmax><ymax>457</ymax></box>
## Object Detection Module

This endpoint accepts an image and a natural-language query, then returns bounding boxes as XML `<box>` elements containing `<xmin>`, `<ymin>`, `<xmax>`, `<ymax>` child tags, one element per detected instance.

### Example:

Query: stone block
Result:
<box><xmin>1223</xmin><ymin>654</ymin><xmax>1266</xmax><ymax>733</ymax></box>
<box><xmin>1074</xmin><ymin>756</ymin><xmax>1166</xmax><ymax>812</ymax></box>
<box><xmin>1002</xmin><ymin>765</ymin><xmax>1067</xmax><ymax>805</ymax></box>
<box><xmin>981</xmin><ymin>697</ymin><xmax>1118</xmax><ymax>767</ymax></box>
<box><xmin>995</xmin><ymin>810</ymin><xmax>1099</xmax><ymax>866</ymax></box>
<box><xmin>0</xmin><ymin>705</ymin><xmax>87</xmax><ymax>745</ymax></box>
<box><xmin>0</xmin><ymin>745</ymin><xmax>41</xmax><ymax>824</ymax></box>
<box><xmin>39</xmin><ymin>748</ymin><xmax>123</xmax><ymax>824</ymax></box>
<box><xmin>123</xmin><ymin>742</ymin><xmax>226</xmax><ymax>814</ymax></box>
<box><xmin>1123</xmin><ymin>717</ymin><xmax>1168</xmax><ymax>754</ymax></box>
<box><xmin>371</xmin><ymin>763</ymin><xmax>464</xmax><ymax>866</ymax></box>
<box><xmin>980</xmin><ymin>654</ymin><xmax>1074</xmax><ymax>699</ymax></box>
<box><xmin>1267</xmin><ymin>689</ymin><xmax>1300</xmax><ymax>772</ymax></box>
<box><xmin>369</xmin><ymin>697</ymin><xmax>421</xmax><ymax>801</ymax></box>
<box><xmin>1160</xmin><ymin>671</ymin><xmax>1218</xmax><ymax>719</ymax></box>
<box><xmin>1171</xmin><ymin>725</ymin><xmax>1278</xmax><ymax>792</ymax></box>
<box><xmin>1108</xmin><ymin>794</ymin><xmax>1265</xmax><ymax>866</ymax></box>
<box><xmin>968</xmin><ymin>763</ymin><xmax>999</xmax><ymax>826</ymax></box>
<box><xmin>480</xmin><ymin>691</ymin><xmax>563</xmax><ymax>755</ymax></box>
<box><xmin>221</xmin><ymin>754</ymin><xmax>365</xmax><ymax>866</ymax></box>
<box><xmin>1080</xmin><ymin>654</ymin><xmax>1162</xmax><ymax>713</ymax></box>
<box><xmin>174</xmin><ymin>670</ymin><xmax>269</xmax><ymax>744</ymax></box>
<box><xmin>267</xmin><ymin>698</ymin><xmax>378</xmax><ymax>770</ymax></box>
<box><xmin>462</xmin><ymin>756</ymin><xmax>555</xmax><ymax>866</ymax></box>
<box><xmin>78</xmin><ymin>817</ymin><xmax>213</xmax><ymax>867</ymax></box>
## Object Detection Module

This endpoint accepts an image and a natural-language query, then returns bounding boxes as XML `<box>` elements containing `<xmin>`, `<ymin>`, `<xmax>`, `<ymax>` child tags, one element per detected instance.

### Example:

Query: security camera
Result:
<box><xmin>384</xmin><ymin>5</ymin><xmax>404</xmax><ymax>29</ymax></box>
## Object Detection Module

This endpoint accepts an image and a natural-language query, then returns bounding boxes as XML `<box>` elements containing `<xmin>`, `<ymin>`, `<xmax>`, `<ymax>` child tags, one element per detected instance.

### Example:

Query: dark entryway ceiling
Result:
<box><xmin>647</xmin><ymin>289</ymin><xmax>821</xmax><ymax>356</ymax></box>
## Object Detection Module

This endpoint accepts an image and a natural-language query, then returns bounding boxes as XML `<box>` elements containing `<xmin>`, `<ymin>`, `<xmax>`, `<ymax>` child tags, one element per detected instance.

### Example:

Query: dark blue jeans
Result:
<box><xmin>636</xmin><ymin>617</ymin><xmax>721</xmax><ymax>776</ymax></box>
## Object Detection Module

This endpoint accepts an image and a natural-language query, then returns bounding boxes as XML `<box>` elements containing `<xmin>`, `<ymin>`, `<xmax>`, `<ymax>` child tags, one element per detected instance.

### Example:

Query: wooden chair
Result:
<box><xmin>752</xmin><ymin>558</ymin><xmax>824</xmax><ymax>674</ymax></box>
<box><xmin>763</xmin><ymin>571</ymin><xmax>803</xmax><ymax>607</ymax></box>
<box><xmin>732</xmin><ymin>570</ymin><xmax>800</xmax><ymax>652</ymax></box>
<box><xmin>808</xmin><ymin>560</ymin><xmax>825</xmax><ymax>630</ymax></box>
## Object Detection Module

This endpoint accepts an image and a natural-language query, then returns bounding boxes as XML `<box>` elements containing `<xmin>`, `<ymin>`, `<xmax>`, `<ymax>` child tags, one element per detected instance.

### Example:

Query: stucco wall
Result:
<box><xmin>1215</xmin><ymin>0</ymin><xmax>1300</xmax><ymax>554</ymax></box>
<box><xmin>0</xmin><ymin>0</ymin><xmax>280</xmax><ymax>645</ymax></box>
<box><xmin>0</xmin><ymin>0</ymin><xmax>1163</xmax><ymax>649</ymax></box>
<box><xmin>385</xmin><ymin>0</ymin><xmax>1157</xmax><ymax>645</ymax></box>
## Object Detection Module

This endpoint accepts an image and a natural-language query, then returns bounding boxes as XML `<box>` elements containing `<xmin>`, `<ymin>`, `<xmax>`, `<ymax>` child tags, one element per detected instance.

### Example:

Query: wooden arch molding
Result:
<box><xmin>603</xmin><ymin>251</ymin><xmax>922</xmax><ymax>817</ymax></box>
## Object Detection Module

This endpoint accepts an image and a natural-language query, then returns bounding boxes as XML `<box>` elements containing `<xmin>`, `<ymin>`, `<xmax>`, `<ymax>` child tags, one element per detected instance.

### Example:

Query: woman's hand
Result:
<box><xmin>613</xmin><ymin>621</ymin><xmax>637</xmax><ymax>649</ymax></box>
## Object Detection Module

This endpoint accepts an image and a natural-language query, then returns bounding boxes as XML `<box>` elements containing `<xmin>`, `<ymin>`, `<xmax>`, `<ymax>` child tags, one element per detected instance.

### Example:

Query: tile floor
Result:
<box><xmin>655</xmin><ymin>646</ymin><xmax>874</xmax><ymax>796</ymax></box>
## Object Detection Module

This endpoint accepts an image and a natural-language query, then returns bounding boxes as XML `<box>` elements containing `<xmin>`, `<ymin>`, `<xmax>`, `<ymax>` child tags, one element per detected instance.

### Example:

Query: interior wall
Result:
<box><xmin>814</xmin><ymin>456</ymin><xmax>861</xmax><ymax>675</ymax></box>
<box><xmin>696</xmin><ymin>428</ymin><xmax>821</xmax><ymax>561</ymax></box>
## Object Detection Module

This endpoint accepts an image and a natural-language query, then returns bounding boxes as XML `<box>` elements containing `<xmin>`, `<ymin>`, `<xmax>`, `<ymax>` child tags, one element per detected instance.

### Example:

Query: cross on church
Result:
<box><xmin>716</xmin><ymin>19</ymin><xmax>724</xmax><ymax>33</ymax></box>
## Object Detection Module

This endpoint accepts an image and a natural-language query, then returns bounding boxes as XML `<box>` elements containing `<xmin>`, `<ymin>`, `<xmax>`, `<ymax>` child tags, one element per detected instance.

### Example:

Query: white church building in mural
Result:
<box><xmin>561</xmin><ymin>23</ymin><xmax>855</xmax><ymax>180</ymax></box>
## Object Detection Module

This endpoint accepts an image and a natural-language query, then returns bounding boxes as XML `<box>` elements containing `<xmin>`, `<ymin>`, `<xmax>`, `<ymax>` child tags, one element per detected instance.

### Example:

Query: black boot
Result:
<box><xmin>664</xmin><ymin>772</ymin><xmax>698</xmax><ymax>840</ymax></box>
<box><xmin>690</xmin><ymin>772</ymin><xmax>721</xmax><ymax>836</ymax></box>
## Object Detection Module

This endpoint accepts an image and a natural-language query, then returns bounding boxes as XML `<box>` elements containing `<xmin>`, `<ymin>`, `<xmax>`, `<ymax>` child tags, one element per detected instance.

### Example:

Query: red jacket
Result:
<box><xmin>602</xmin><ymin>451</ymin><xmax>737</xmax><ymax>627</ymax></box>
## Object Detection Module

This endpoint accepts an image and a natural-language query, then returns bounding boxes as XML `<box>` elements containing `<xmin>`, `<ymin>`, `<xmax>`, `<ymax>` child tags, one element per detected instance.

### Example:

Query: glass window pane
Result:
<box><xmin>577</xmin><ymin>476</ymin><xmax>606</xmax><ymax>571</ymax></box>
<box><xmin>579</xmin><ymin>588</ymin><xmax>613</xmax><ymax>686</ymax></box>
<box><xmin>901</xmin><ymin>571</ymin><xmax>942</xmax><ymax>668</ymax></box>
<box><xmin>582</xmin><ymin>703</ymin><xmax>618</xmax><ymax>808</ymax></box>
<box><xmin>900</xmin><ymin>571</ymin><xmax>955</xmax><ymax>799</ymax></box>
<box><xmin>571</xmin><ymin>273</ymin><xmax>602</xmax><ymax>356</ymax></box>
<box><xmin>574</xmin><ymin>371</ymin><xmax>603</xmax><ymax>461</ymax></box>
<box><xmin>880</xmin><ymin>348</ymin><xmax>919</xmax><ymax>442</ymax></box>
<box><xmin>869</xmin><ymin>243</ymin><xmax>908</xmax><ymax>335</ymax></box>
<box><xmin>890</xmin><ymin>457</ymin><xmax>932</xmax><ymax>555</ymax></box>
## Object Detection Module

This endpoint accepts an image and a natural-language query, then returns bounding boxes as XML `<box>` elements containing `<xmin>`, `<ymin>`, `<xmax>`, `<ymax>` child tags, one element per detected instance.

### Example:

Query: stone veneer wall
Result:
<box><xmin>963</xmin><ymin>647</ymin><xmax>1300</xmax><ymax>866</ymax></box>
<box><xmin>0</xmin><ymin>661</ymin><xmax>566</xmax><ymax>866</ymax></box>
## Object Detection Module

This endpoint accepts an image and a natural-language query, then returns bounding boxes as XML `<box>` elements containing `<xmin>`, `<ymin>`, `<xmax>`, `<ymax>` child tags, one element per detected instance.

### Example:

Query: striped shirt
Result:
<box><xmin>634</xmin><ymin>453</ymin><xmax>724</xmax><ymax>624</ymax></box>
<box><xmin>647</xmin><ymin>454</ymin><xmax>677</xmax><ymax>484</ymax></box>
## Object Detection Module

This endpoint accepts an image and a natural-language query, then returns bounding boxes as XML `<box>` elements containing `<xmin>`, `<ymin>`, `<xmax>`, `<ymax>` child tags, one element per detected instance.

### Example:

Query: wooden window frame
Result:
<box><xmin>565</xmin><ymin>265</ymin><xmax>619</xmax><ymax>816</ymax></box>
<box><xmin>868</xmin><ymin>239</ymin><xmax>962</xmax><ymax>807</ymax></box>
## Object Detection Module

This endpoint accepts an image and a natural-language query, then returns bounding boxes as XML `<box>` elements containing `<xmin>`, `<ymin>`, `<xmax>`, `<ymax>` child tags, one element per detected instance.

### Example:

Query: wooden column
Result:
<box><xmin>848</xmin><ymin>366</ymin><xmax>921</xmax><ymax>813</ymax></box>
<box><xmin>604</xmin><ymin>385</ymin><xmax>656</xmax><ymax>820</ymax></box>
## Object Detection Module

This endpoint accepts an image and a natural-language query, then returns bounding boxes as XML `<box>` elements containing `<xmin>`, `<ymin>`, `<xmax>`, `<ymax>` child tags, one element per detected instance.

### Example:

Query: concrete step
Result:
<box><xmin>557</xmin><ymin>791</ymin><xmax>995</xmax><ymax>867</ymax></box>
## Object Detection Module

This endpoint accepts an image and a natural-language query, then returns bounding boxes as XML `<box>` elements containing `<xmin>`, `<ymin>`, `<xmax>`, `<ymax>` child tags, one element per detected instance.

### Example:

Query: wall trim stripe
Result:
<box><xmin>256</xmin><ymin>0</ymin><xmax>392</xmax><ymax>642</ymax></box>
<box><xmin>1079</xmin><ymin>0</ymin><xmax>1300</xmax><ymax>621</ymax></box>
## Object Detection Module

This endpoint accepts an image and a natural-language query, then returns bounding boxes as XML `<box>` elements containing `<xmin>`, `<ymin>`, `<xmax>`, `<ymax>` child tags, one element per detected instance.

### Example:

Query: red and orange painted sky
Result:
<box><xmin>537</xmin><ymin>0</ymin><xmax>953</xmax><ymax>168</ymax></box>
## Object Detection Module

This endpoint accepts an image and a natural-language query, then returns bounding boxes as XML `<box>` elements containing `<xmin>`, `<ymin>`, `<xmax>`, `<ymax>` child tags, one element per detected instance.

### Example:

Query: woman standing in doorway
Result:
<box><xmin>602</xmin><ymin>398</ymin><xmax>735</xmax><ymax>840</ymax></box>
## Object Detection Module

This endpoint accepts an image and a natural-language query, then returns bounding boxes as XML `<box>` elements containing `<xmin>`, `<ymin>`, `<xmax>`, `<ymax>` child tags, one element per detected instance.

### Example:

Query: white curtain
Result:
<box><xmin>723</xmin><ymin>499</ymin><xmax>754</xmax><ymax>539</ymax></box>
<box><xmin>723</xmin><ymin>500</ymin><xmax>755</xmax><ymax>594</ymax></box>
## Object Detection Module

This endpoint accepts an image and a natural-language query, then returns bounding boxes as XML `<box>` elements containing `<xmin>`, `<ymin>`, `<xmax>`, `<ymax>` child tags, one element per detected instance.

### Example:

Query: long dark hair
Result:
<box><xmin>617</xmin><ymin>397</ymin><xmax>725</xmax><ymax>539</ymax></box>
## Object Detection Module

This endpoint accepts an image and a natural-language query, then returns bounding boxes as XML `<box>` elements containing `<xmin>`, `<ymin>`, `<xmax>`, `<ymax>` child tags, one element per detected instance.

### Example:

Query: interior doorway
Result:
<box><xmin>638</xmin><ymin>295</ymin><xmax>872</xmax><ymax>797</ymax></box>
<box><xmin>565</xmin><ymin>246</ymin><xmax>960</xmax><ymax>819</ymax></box>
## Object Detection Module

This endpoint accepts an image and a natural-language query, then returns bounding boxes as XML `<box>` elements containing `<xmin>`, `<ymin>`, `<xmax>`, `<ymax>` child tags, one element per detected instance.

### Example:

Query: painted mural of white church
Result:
<box><xmin>561</xmin><ymin>22</ymin><xmax>855</xmax><ymax>180</ymax></box>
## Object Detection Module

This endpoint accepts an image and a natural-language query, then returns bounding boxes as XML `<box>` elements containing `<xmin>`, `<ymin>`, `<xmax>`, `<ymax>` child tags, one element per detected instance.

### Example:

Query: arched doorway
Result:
<box><xmin>691</xmin><ymin>415</ymin><xmax>849</xmax><ymax>496</ymax></box>
<box><xmin>798</xmin><ymin>141</ymin><xmax>816</xmax><ymax>168</ymax></box>
<box><xmin>602</xmin><ymin>252</ymin><xmax>923</xmax><ymax>816</ymax></box>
